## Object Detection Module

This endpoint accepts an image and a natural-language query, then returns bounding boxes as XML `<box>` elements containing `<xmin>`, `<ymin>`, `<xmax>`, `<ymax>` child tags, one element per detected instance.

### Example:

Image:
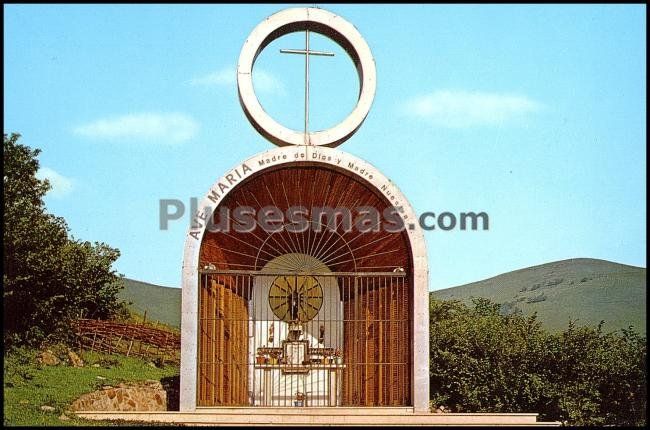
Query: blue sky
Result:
<box><xmin>4</xmin><ymin>4</ymin><xmax>646</xmax><ymax>290</ymax></box>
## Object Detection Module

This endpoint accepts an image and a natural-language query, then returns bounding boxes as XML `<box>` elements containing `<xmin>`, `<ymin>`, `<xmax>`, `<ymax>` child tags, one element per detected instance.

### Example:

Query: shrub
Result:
<box><xmin>429</xmin><ymin>296</ymin><xmax>646</xmax><ymax>426</ymax></box>
<box><xmin>526</xmin><ymin>293</ymin><xmax>547</xmax><ymax>303</ymax></box>
<box><xmin>545</xmin><ymin>278</ymin><xmax>563</xmax><ymax>287</ymax></box>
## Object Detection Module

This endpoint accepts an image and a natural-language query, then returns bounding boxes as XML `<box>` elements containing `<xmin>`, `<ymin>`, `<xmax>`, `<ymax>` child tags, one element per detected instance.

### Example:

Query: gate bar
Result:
<box><xmin>199</xmin><ymin>269</ymin><xmax>406</xmax><ymax>277</ymax></box>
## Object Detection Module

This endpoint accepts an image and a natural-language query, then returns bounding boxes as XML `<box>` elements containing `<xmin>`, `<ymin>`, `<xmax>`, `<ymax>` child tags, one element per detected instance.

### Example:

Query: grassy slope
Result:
<box><xmin>432</xmin><ymin>258</ymin><xmax>646</xmax><ymax>333</ymax></box>
<box><xmin>3</xmin><ymin>349</ymin><xmax>178</xmax><ymax>426</ymax></box>
<box><xmin>119</xmin><ymin>279</ymin><xmax>181</xmax><ymax>328</ymax></box>
<box><xmin>120</xmin><ymin>258</ymin><xmax>646</xmax><ymax>334</ymax></box>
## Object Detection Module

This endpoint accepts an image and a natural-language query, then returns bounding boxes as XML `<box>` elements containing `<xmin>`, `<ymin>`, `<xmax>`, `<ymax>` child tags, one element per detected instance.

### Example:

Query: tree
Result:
<box><xmin>3</xmin><ymin>133</ymin><xmax>124</xmax><ymax>346</ymax></box>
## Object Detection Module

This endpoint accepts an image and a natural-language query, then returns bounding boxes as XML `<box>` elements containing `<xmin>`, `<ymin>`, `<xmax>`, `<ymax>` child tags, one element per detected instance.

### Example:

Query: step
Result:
<box><xmin>75</xmin><ymin>411</ymin><xmax>560</xmax><ymax>426</ymax></box>
<box><xmin>195</xmin><ymin>406</ymin><xmax>415</xmax><ymax>415</ymax></box>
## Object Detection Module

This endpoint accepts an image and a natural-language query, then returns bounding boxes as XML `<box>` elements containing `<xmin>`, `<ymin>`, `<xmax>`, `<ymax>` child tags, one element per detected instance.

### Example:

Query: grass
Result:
<box><xmin>432</xmin><ymin>258</ymin><xmax>646</xmax><ymax>333</ymax></box>
<box><xmin>3</xmin><ymin>346</ymin><xmax>179</xmax><ymax>426</ymax></box>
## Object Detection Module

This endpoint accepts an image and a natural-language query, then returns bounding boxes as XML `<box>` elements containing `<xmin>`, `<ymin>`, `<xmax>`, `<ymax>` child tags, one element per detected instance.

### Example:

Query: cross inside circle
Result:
<box><xmin>237</xmin><ymin>8</ymin><xmax>376</xmax><ymax>148</ymax></box>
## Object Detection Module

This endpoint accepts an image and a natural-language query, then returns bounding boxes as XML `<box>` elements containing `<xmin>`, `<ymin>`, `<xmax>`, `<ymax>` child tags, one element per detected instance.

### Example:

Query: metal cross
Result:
<box><xmin>280</xmin><ymin>30</ymin><xmax>335</xmax><ymax>145</ymax></box>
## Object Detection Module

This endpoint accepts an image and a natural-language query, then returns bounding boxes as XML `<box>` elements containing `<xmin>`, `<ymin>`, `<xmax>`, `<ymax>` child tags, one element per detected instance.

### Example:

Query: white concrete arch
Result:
<box><xmin>180</xmin><ymin>145</ymin><xmax>429</xmax><ymax>411</ymax></box>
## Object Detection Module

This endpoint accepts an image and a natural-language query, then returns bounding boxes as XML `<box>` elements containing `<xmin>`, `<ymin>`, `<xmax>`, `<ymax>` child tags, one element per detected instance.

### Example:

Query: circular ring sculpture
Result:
<box><xmin>237</xmin><ymin>7</ymin><xmax>376</xmax><ymax>147</ymax></box>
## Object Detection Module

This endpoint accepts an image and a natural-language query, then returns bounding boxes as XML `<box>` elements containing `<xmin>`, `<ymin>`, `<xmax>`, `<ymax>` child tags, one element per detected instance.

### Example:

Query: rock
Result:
<box><xmin>67</xmin><ymin>350</ymin><xmax>84</xmax><ymax>367</ymax></box>
<box><xmin>40</xmin><ymin>405</ymin><xmax>56</xmax><ymax>412</ymax></box>
<box><xmin>38</xmin><ymin>350</ymin><xmax>60</xmax><ymax>366</ymax></box>
<box><xmin>92</xmin><ymin>364</ymin><xmax>101</xmax><ymax>368</ymax></box>
<box><xmin>70</xmin><ymin>381</ymin><xmax>167</xmax><ymax>412</ymax></box>
<box><xmin>59</xmin><ymin>414</ymin><xmax>70</xmax><ymax>421</ymax></box>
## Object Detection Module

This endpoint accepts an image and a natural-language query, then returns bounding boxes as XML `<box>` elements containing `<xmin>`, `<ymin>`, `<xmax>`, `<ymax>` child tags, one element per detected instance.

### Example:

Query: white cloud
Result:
<box><xmin>36</xmin><ymin>167</ymin><xmax>73</xmax><ymax>198</ymax></box>
<box><xmin>254</xmin><ymin>69</ymin><xmax>285</xmax><ymax>94</ymax></box>
<box><xmin>73</xmin><ymin>113</ymin><xmax>199</xmax><ymax>143</ymax></box>
<box><xmin>190</xmin><ymin>66</ymin><xmax>284</xmax><ymax>94</ymax></box>
<box><xmin>190</xmin><ymin>68</ymin><xmax>234</xmax><ymax>87</ymax></box>
<box><xmin>402</xmin><ymin>90</ymin><xmax>542</xmax><ymax>128</ymax></box>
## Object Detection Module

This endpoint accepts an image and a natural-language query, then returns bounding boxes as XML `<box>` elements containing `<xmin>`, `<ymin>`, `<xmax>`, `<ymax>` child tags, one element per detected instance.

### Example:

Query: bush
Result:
<box><xmin>429</xmin><ymin>296</ymin><xmax>646</xmax><ymax>426</ymax></box>
<box><xmin>546</xmin><ymin>278</ymin><xmax>563</xmax><ymax>287</ymax></box>
<box><xmin>3</xmin><ymin>347</ymin><xmax>38</xmax><ymax>387</ymax></box>
<box><xmin>526</xmin><ymin>293</ymin><xmax>547</xmax><ymax>303</ymax></box>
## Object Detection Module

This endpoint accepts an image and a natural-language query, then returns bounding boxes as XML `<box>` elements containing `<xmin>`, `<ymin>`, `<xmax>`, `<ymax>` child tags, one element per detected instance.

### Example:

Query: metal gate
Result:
<box><xmin>197</xmin><ymin>269</ymin><xmax>411</xmax><ymax>407</ymax></box>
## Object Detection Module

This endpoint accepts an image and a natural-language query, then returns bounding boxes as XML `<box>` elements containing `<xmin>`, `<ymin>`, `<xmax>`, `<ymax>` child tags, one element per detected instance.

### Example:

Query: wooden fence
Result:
<box><xmin>74</xmin><ymin>319</ymin><xmax>181</xmax><ymax>364</ymax></box>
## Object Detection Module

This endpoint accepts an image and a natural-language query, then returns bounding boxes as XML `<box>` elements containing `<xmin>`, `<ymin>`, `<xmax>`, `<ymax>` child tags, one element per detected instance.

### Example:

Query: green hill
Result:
<box><xmin>432</xmin><ymin>258</ymin><xmax>646</xmax><ymax>334</ymax></box>
<box><xmin>119</xmin><ymin>278</ymin><xmax>181</xmax><ymax>328</ymax></box>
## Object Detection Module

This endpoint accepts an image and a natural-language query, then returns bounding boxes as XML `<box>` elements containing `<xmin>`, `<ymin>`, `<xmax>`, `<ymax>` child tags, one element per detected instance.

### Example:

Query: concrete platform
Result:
<box><xmin>75</xmin><ymin>407</ymin><xmax>561</xmax><ymax>426</ymax></box>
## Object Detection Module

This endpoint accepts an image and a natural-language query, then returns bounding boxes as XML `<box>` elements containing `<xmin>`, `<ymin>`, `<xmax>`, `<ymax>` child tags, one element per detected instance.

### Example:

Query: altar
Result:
<box><xmin>254</xmin><ymin>362</ymin><xmax>346</xmax><ymax>406</ymax></box>
<box><xmin>250</xmin><ymin>265</ymin><xmax>347</xmax><ymax>407</ymax></box>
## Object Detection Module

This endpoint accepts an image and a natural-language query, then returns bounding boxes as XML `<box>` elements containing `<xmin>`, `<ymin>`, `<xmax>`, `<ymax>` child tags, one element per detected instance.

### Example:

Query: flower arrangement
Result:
<box><xmin>334</xmin><ymin>348</ymin><xmax>343</xmax><ymax>364</ymax></box>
